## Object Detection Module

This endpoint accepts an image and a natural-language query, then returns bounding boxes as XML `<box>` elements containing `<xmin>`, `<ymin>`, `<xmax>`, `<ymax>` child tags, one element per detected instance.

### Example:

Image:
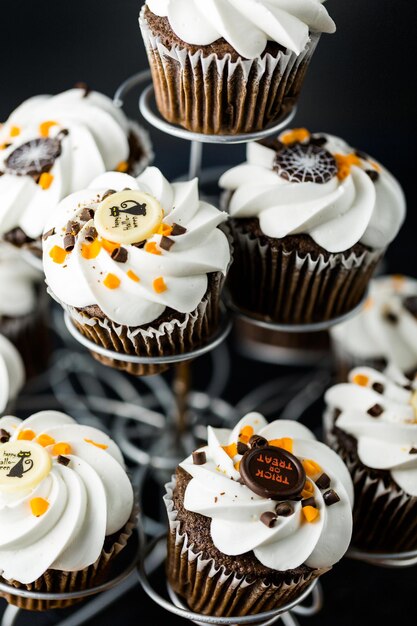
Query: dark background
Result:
<box><xmin>1</xmin><ymin>1</ymin><xmax>416</xmax><ymax>625</ymax></box>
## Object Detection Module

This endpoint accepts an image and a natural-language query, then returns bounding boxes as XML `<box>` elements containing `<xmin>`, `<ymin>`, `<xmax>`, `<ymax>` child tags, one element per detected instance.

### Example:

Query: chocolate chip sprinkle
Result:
<box><xmin>192</xmin><ymin>450</ymin><xmax>207</xmax><ymax>465</ymax></box>
<box><xmin>102</xmin><ymin>189</ymin><xmax>116</xmax><ymax>201</ymax></box>
<box><xmin>409</xmin><ymin>448</ymin><xmax>417</xmax><ymax>455</ymax></box>
<box><xmin>57</xmin><ymin>455</ymin><xmax>70</xmax><ymax>466</ymax></box>
<box><xmin>302</xmin><ymin>497</ymin><xmax>316</xmax><ymax>508</ymax></box>
<box><xmin>323</xmin><ymin>489</ymin><xmax>340</xmax><ymax>506</ymax></box>
<box><xmin>367</xmin><ymin>404</ymin><xmax>384</xmax><ymax>418</ymax></box>
<box><xmin>275</xmin><ymin>502</ymin><xmax>294</xmax><ymax>517</ymax></box>
<box><xmin>260</xmin><ymin>511</ymin><xmax>277</xmax><ymax>528</ymax></box>
<box><xmin>237</xmin><ymin>441</ymin><xmax>249</xmax><ymax>455</ymax></box>
<box><xmin>0</xmin><ymin>429</ymin><xmax>11</xmax><ymax>443</ymax></box>
<box><xmin>64</xmin><ymin>234</ymin><xmax>75</xmax><ymax>252</ymax></box>
<box><xmin>84</xmin><ymin>226</ymin><xmax>97</xmax><ymax>242</ymax></box>
<box><xmin>111</xmin><ymin>247</ymin><xmax>128</xmax><ymax>263</ymax></box>
<box><xmin>309</xmin><ymin>135</ymin><xmax>327</xmax><ymax>147</ymax></box>
<box><xmin>372</xmin><ymin>382</ymin><xmax>385</xmax><ymax>395</ymax></box>
<box><xmin>43</xmin><ymin>227</ymin><xmax>55</xmax><ymax>241</ymax></box>
<box><xmin>366</xmin><ymin>169</ymin><xmax>380</xmax><ymax>182</ymax></box>
<box><xmin>249</xmin><ymin>435</ymin><xmax>268</xmax><ymax>449</ymax></box>
<box><xmin>403</xmin><ymin>384</ymin><xmax>413</xmax><ymax>391</ymax></box>
<box><xmin>315</xmin><ymin>473</ymin><xmax>331</xmax><ymax>490</ymax></box>
<box><xmin>171</xmin><ymin>223</ymin><xmax>187</xmax><ymax>236</ymax></box>
<box><xmin>355</xmin><ymin>149</ymin><xmax>369</xmax><ymax>161</ymax></box>
<box><xmin>383</xmin><ymin>310</ymin><xmax>398</xmax><ymax>324</ymax></box>
<box><xmin>79</xmin><ymin>208</ymin><xmax>94</xmax><ymax>222</ymax></box>
<box><xmin>74</xmin><ymin>81</ymin><xmax>91</xmax><ymax>97</ymax></box>
<box><xmin>160</xmin><ymin>236</ymin><xmax>175</xmax><ymax>251</ymax></box>
<box><xmin>66</xmin><ymin>220</ymin><xmax>80</xmax><ymax>236</ymax></box>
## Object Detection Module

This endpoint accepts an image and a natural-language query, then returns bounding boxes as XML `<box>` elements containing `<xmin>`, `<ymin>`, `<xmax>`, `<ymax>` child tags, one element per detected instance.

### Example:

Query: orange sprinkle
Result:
<box><xmin>234</xmin><ymin>461</ymin><xmax>241</xmax><ymax>472</ymax></box>
<box><xmin>84</xmin><ymin>438</ymin><xmax>108</xmax><ymax>450</ymax></box>
<box><xmin>364</xmin><ymin>297</ymin><xmax>374</xmax><ymax>311</ymax></box>
<box><xmin>281</xmin><ymin>128</ymin><xmax>310</xmax><ymax>145</ymax></box>
<box><xmin>49</xmin><ymin>245</ymin><xmax>68</xmax><ymax>265</ymax></box>
<box><xmin>103</xmin><ymin>273</ymin><xmax>121</xmax><ymax>290</ymax></box>
<box><xmin>302</xmin><ymin>480</ymin><xmax>315</xmax><ymax>499</ymax></box>
<box><xmin>17</xmin><ymin>429</ymin><xmax>36</xmax><ymax>441</ymax></box>
<box><xmin>101</xmin><ymin>239</ymin><xmax>120</xmax><ymax>254</ymax></box>
<box><xmin>153</xmin><ymin>277</ymin><xmax>167</xmax><ymax>293</ymax></box>
<box><xmin>52</xmin><ymin>442</ymin><xmax>72</xmax><ymax>456</ymax></box>
<box><xmin>335</xmin><ymin>153</ymin><xmax>361</xmax><ymax>181</ymax></box>
<box><xmin>30</xmin><ymin>498</ymin><xmax>49</xmax><ymax>517</ymax></box>
<box><xmin>269</xmin><ymin>437</ymin><xmax>293</xmax><ymax>453</ymax></box>
<box><xmin>10</xmin><ymin>126</ymin><xmax>20</xmax><ymax>137</ymax></box>
<box><xmin>39</xmin><ymin>120</ymin><xmax>58</xmax><ymax>137</ymax></box>
<box><xmin>39</xmin><ymin>172</ymin><xmax>54</xmax><ymax>190</ymax></box>
<box><xmin>239</xmin><ymin>426</ymin><xmax>254</xmax><ymax>440</ymax></box>
<box><xmin>156</xmin><ymin>223</ymin><xmax>173</xmax><ymax>237</ymax></box>
<box><xmin>302</xmin><ymin>506</ymin><xmax>320</xmax><ymax>523</ymax></box>
<box><xmin>127</xmin><ymin>270</ymin><xmax>140</xmax><ymax>282</ymax></box>
<box><xmin>302</xmin><ymin>459</ymin><xmax>322</xmax><ymax>478</ymax></box>
<box><xmin>392</xmin><ymin>275</ymin><xmax>405</xmax><ymax>291</ymax></box>
<box><xmin>116</xmin><ymin>161</ymin><xmax>129</xmax><ymax>173</ymax></box>
<box><xmin>36</xmin><ymin>434</ymin><xmax>56</xmax><ymax>448</ymax></box>
<box><xmin>81</xmin><ymin>239</ymin><xmax>102</xmax><ymax>259</ymax></box>
<box><xmin>369</xmin><ymin>160</ymin><xmax>381</xmax><ymax>172</ymax></box>
<box><xmin>222</xmin><ymin>443</ymin><xmax>238</xmax><ymax>459</ymax></box>
<box><xmin>0</xmin><ymin>144</ymin><xmax>8</xmax><ymax>150</ymax></box>
<box><xmin>352</xmin><ymin>373</ymin><xmax>369</xmax><ymax>387</ymax></box>
<box><xmin>145</xmin><ymin>242</ymin><xmax>161</xmax><ymax>255</ymax></box>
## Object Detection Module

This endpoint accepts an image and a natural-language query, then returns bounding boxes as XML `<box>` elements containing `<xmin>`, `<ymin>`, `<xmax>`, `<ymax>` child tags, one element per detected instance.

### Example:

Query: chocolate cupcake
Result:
<box><xmin>0</xmin><ymin>410</ymin><xmax>135</xmax><ymax>610</ymax></box>
<box><xmin>0</xmin><ymin>87</ymin><xmax>153</xmax><ymax>256</ymax></box>
<box><xmin>0</xmin><ymin>333</ymin><xmax>25</xmax><ymax>414</ymax></box>
<box><xmin>165</xmin><ymin>413</ymin><xmax>353</xmax><ymax>617</ymax></box>
<box><xmin>325</xmin><ymin>366</ymin><xmax>417</xmax><ymax>553</ymax></box>
<box><xmin>42</xmin><ymin>168</ymin><xmax>231</xmax><ymax>376</ymax></box>
<box><xmin>331</xmin><ymin>275</ymin><xmax>417</xmax><ymax>379</ymax></box>
<box><xmin>139</xmin><ymin>1</ymin><xmax>335</xmax><ymax>134</ymax></box>
<box><xmin>220</xmin><ymin>129</ymin><xmax>406</xmax><ymax>324</ymax></box>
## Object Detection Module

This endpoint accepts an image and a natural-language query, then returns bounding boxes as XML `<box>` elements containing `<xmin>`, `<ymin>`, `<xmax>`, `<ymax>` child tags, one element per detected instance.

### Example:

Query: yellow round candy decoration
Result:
<box><xmin>0</xmin><ymin>441</ymin><xmax>52</xmax><ymax>494</ymax></box>
<box><xmin>94</xmin><ymin>190</ymin><xmax>164</xmax><ymax>245</ymax></box>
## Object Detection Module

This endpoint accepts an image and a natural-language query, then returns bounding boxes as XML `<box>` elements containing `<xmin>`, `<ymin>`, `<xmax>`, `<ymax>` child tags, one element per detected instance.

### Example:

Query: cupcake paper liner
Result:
<box><xmin>0</xmin><ymin>505</ymin><xmax>138</xmax><ymax>611</ymax></box>
<box><xmin>139</xmin><ymin>7</ymin><xmax>320</xmax><ymax>135</ymax></box>
<box><xmin>227</xmin><ymin>220</ymin><xmax>383</xmax><ymax>325</ymax></box>
<box><xmin>55</xmin><ymin>271</ymin><xmax>224</xmax><ymax>377</ymax></box>
<box><xmin>164</xmin><ymin>479</ymin><xmax>326</xmax><ymax>618</ymax></box>
<box><xmin>325</xmin><ymin>419</ymin><xmax>417</xmax><ymax>554</ymax></box>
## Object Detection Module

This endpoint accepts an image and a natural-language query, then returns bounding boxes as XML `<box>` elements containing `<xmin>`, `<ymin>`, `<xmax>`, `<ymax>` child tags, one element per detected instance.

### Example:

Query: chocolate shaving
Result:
<box><xmin>309</xmin><ymin>135</ymin><xmax>327</xmax><ymax>147</ymax></box>
<box><xmin>66</xmin><ymin>220</ymin><xmax>80</xmax><ymax>236</ymax></box>
<box><xmin>383</xmin><ymin>309</ymin><xmax>398</xmax><ymax>324</ymax></box>
<box><xmin>64</xmin><ymin>234</ymin><xmax>75</xmax><ymax>252</ymax></box>
<box><xmin>249</xmin><ymin>435</ymin><xmax>268</xmax><ymax>449</ymax></box>
<box><xmin>323</xmin><ymin>489</ymin><xmax>340</xmax><ymax>506</ymax></box>
<box><xmin>85</xmin><ymin>226</ymin><xmax>97</xmax><ymax>242</ymax></box>
<box><xmin>160</xmin><ymin>236</ymin><xmax>175</xmax><ymax>251</ymax></box>
<box><xmin>409</xmin><ymin>448</ymin><xmax>417</xmax><ymax>455</ymax></box>
<box><xmin>367</xmin><ymin>403</ymin><xmax>384</xmax><ymax>418</ymax></box>
<box><xmin>102</xmin><ymin>189</ymin><xmax>116</xmax><ymax>201</ymax></box>
<box><xmin>192</xmin><ymin>450</ymin><xmax>207</xmax><ymax>465</ymax></box>
<box><xmin>79</xmin><ymin>208</ymin><xmax>94</xmax><ymax>222</ymax></box>
<box><xmin>171</xmin><ymin>223</ymin><xmax>187</xmax><ymax>236</ymax></box>
<box><xmin>111</xmin><ymin>247</ymin><xmax>128</xmax><ymax>263</ymax></box>
<box><xmin>43</xmin><ymin>227</ymin><xmax>55</xmax><ymax>241</ymax></box>
<box><xmin>237</xmin><ymin>441</ymin><xmax>249</xmax><ymax>455</ymax></box>
<box><xmin>315</xmin><ymin>473</ymin><xmax>331</xmax><ymax>490</ymax></box>
<box><xmin>74</xmin><ymin>81</ymin><xmax>91</xmax><ymax>97</ymax></box>
<box><xmin>372</xmin><ymin>382</ymin><xmax>384</xmax><ymax>394</ymax></box>
<box><xmin>57</xmin><ymin>455</ymin><xmax>70</xmax><ymax>466</ymax></box>
<box><xmin>302</xmin><ymin>497</ymin><xmax>316</xmax><ymax>508</ymax></box>
<box><xmin>403</xmin><ymin>384</ymin><xmax>413</xmax><ymax>391</ymax></box>
<box><xmin>355</xmin><ymin>149</ymin><xmax>369</xmax><ymax>160</ymax></box>
<box><xmin>0</xmin><ymin>429</ymin><xmax>11</xmax><ymax>443</ymax></box>
<box><xmin>133</xmin><ymin>241</ymin><xmax>146</xmax><ymax>248</ymax></box>
<box><xmin>366</xmin><ymin>169</ymin><xmax>380</xmax><ymax>182</ymax></box>
<box><xmin>260</xmin><ymin>511</ymin><xmax>277</xmax><ymax>528</ymax></box>
<box><xmin>275</xmin><ymin>502</ymin><xmax>294</xmax><ymax>517</ymax></box>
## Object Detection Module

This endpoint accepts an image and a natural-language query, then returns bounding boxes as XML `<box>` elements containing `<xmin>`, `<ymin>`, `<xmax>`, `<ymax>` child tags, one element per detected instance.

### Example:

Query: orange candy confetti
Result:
<box><xmin>222</xmin><ymin>443</ymin><xmax>238</xmax><ymax>459</ymax></box>
<box><xmin>352</xmin><ymin>373</ymin><xmax>369</xmax><ymax>387</ymax></box>
<box><xmin>10</xmin><ymin>126</ymin><xmax>20</xmax><ymax>137</ymax></box>
<box><xmin>39</xmin><ymin>121</ymin><xmax>58</xmax><ymax>137</ymax></box>
<box><xmin>234</xmin><ymin>461</ymin><xmax>241</xmax><ymax>472</ymax></box>
<box><xmin>84</xmin><ymin>438</ymin><xmax>108</xmax><ymax>450</ymax></box>
<box><xmin>30</xmin><ymin>498</ymin><xmax>49</xmax><ymax>517</ymax></box>
<box><xmin>302</xmin><ymin>506</ymin><xmax>320</xmax><ymax>523</ymax></box>
<box><xmin>81</xmin><ymin>239</ymin><xmax>102</xmax><ymax>260</ymax></box>
<box><xmin>17</xmin><ymin>429</ymin><xmax>36</xmax><ymax>441</ymax></box>
<box><xmin>156</xmin><ymin>223</ymin><xmax>173</xmax><ymax>237</ymax></box>
<box><xmin>39</xmin><ymin>172</ymin><xmax>54</xmax><ymax>190</ymax></box>
<box><xmin>101</xmin><ymin>239</ymin><xmax>120</xmax><ymax>254</ymax></box>
<box><xmin>103</xmin><ymin>273</ymin><xmax>121</xmax><ymax>290</ymax></box>
<box><xmin>145</xmin><ymin>242</ymin><xmax>161</xmax><ymax>255</ymax></box>
<box><xmin>116</xmin><ymin>161</ymin><xmax>129</xmax><ymax>173</ymax></box>
<box><xmin>302</xmin><ymin>480</ymin><xmax>315</xmax><ymax>499</ymax></box>
<box><xmin>49</xmin><ymin>245</ymin><xmax>67</xmax><ymax>265</ymax></box>
<box><xmin>127</xmin><ymin>270</ymin><xmax>140</xmax><ymax>282</ymax></box>
<box><xmin>52</xmin><ymin>442</ymin><xmax>72</xmax><ymax>456</ymax></box>
<box><xmin>302</xmin><ymin>459</ymin><xmax>322</xmax><ymax>477</ymax></box>
<box><xmin>153</xmin><ymin>277</ymin><xmax>167</xmax><ymax>293</ymax></box>
<box><xmin>36</xmin><ymin>434</ymin><xmax>56</xmax><ymax>447</ymax></box>
<box><xmin>335</xmin><ymin>153</ymin><xmax>361</xmax><ymax>181</ymax></box>
<box><xmin>239</xmin><ymin>425</ymin><xmax>254</xmax><ymax>440</ymax></box>
<box><xmin>281</xmin><ymin>128</ymin><xmax>310</xmax><ymax>145</ymax></box>
<box><xmin>269</xmin><ymin>437</ymin><xmax>293</xmax><ymax>453</ymax></box>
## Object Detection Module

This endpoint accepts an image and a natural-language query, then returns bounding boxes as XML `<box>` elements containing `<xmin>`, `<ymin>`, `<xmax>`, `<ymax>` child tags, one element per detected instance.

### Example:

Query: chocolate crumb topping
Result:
<box><xmin>367</xmin><ymin>404</ymin><xmax>384</xmax><ymax>418</ymax></box>
<box><xmin>57</xmin><ymin>455</ymin><xmax>70</xmax><ymax>466</ymax></box>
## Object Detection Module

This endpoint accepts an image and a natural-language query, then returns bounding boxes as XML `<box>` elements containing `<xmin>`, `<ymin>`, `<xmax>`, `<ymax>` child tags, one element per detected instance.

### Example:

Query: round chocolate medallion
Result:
<box><xmin>0</xmin><ymin>441</ymin><xmax>51</xmax><ymax>494</ymax></box>
<box><xmin>240</xmin><ymin>446</ymin><xmax>306</xmax><ymax>500</ymax></box>
<box><xmin>94</xmin><ymin>190</ymin><xmax>164</xmax><ymax>245</ymax></box>
<box><xmin>5</xmin><ymin>137</ymin><xmax>62</xmax><ymax>177</ymax></box>
<box><xmin>274</xmin><ymin>143</ymin><xmax>337</xmax><ymax>184</ymax></box>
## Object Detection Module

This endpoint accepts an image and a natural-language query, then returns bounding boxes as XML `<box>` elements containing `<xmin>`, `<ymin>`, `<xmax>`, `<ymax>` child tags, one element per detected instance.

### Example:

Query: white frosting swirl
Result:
<box><xmin>180</xmin><ymin>413</ymin><xmax>353</xmax><ymax>571</ymax></box>
<box><xmin>43</xmin><ymin>168</ymin><xmax>230</xmax><ymax>327</ymax></box>
<box><xmin>146</xmin><ymin>0</ymin><xmax>335</xmax><ymax>57</ymax></box>
<box><xmin>0</xmin><ymin>411</ymin><xmax>134</xmax><ymax>584</ymax></box>
<box><xmin>0</xmin><ymin>88</ymin><xmax>150</xmax><ymax>240</ymax></box>
<box><xmin>325</xmin><ymin>366</ymin><xmax>417</xmax><ymax>497</ymax></box>
<box><xmin>220</xmin><ymin>132</ymin><xmax>406</xmax><ymax>253</ymax></box>
<box><xmin>0</xmin><ymin>334</ymin><xmax>25</xmax><ymax>413</ymax></box>
<box><xmin>331</xmin><ymin>276</ymin><xmax>417</xmax><ymax>373</ymax></box>
<box><xmin>0</xmin><ymin>244</ymin><xmax>39</xmax><ymax>317</ymax></box>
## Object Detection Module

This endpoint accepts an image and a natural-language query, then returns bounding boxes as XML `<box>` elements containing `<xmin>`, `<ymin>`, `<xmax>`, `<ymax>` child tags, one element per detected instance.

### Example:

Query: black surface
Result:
<box><xmin>0</xmin><ymin>1</ymin><xmax>416</xmax><ymax>625</ymax></box>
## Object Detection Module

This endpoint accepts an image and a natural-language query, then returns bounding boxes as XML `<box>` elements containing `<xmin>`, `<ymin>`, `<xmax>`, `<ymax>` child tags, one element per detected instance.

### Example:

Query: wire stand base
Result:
<box><xmin>347</xmin><ymin>546</ymin><xmax>417</xmax><ymax>568</ymax></box>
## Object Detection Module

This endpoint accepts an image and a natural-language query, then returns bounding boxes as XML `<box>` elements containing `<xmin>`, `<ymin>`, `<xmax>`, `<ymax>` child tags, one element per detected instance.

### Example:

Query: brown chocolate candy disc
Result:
<box><xmin>240</xmin><ymin>446</ymin><xmax>306</xmax><ymax>501</ymax></box>
<box><xmin>5</xmin><ymin>137</ymin><xmax>62</xmax><ymax>176</ymax></box>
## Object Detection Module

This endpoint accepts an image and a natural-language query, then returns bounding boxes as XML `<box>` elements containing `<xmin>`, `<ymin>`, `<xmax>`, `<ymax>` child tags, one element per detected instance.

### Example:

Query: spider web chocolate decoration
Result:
<box><xmin>274</xmin><ymin>143</ymin><xmax>337</xmax><ymax>184</ymax></box>
<box><xmin>5</xmin><ymin>137</ymin><xmax>62</xmax><ymax>176</ymax></box>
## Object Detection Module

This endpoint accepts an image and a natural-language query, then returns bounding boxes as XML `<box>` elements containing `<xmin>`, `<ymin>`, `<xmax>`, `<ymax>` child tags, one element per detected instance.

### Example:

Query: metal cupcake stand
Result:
<box><xmin>1</xmin><ymin>71</ymin><xmax>415</xmax><ymax>626</ymax></box>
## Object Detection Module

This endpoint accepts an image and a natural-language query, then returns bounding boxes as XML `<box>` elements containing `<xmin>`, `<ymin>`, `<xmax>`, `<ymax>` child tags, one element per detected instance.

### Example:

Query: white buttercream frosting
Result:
<box><xmin>0</xmin><ymin>411</ymin><xmax>134</xmax><ymax>584</ymax></box>
<box><xmin>325</xmin><ymin>366</ymin><xmax>417</xmax><ymax>497</ymax></box>
<box><xmin>0</xmin><ymin>244</ymin><xmax>39</xmax><ymax>318</ymax></box>
<box><xmin>0</xmin><ymin>334</ymin><xmax>25</xmax><ymax>413</ymax></box>
<box><xmin>331</xmin><ymin>276</ymin><xmax>417</xmax><ymax>374</ymax></box>
<box><xmin>0</xmin><ymin>88</ymin><xmax>151</xmax><ymax>240</ymax></box>
<box><xmin>43</xmin><ymin>168</ymin><xmax>230</xmax><ymax>327</ymax></box>
<box><xmin>220</xmin><ymin>131</ymin><xmax>406</xmax><ymax>253</ymax></box>
<box><xmin>180</xmin><ymin>413</ymin><xmax>353</xmax><ymax>571</ymax></box>
<box><xmin>146</xmin><ymin>0</ymin><xmax>335</xmax><ymax>57</ymax></box>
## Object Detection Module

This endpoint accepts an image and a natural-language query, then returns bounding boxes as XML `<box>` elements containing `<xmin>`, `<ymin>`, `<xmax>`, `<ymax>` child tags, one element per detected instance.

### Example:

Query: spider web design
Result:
<box><xmin>5</xmin><ymin>137</ymin><xmax>62</xmax><ymax>176</ymax></box>
<box><xmin>274</xmin><ymin>144</ymin><xmax>338</xmax><ymax>184</ymax></box>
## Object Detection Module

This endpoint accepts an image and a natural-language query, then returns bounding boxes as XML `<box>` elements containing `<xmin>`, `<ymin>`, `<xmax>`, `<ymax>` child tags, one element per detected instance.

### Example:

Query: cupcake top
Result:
<box><xmin>0</xmin><ymin>88</ymin><xmax>151</xmax><ymax>241</ymax></box>
<box><xmin>0</xmin><ymin>334</ymin><xmax>25</xmax><ymax>413</ymax></box>
<box><xmin>331</xmin><ymin>275</ymin><xmax>417</xmax><ymax>374</ymax></box>
<box><xmin>145</xmin><ymin>0</ymin><xmax>335</xmax><ymax>58</ymax></box>
<box><xmin>43</xmin><ymin>168</ymin><xmax>230</xmax><ymax>327</ymax></box>
<box><xmin>0</xmin><ymin>245</ymin><xmax>39</xmax><ymax>319</ymax></box>
<box><xmin>178</xmin><ymin>413</ymin><xmax>353</xmax><ymax>571</ymax></box>
<box><xmin>325</xmin><ymin>366</ymin><xmax>417</xmax><ymax>496</ymax></box>
<box><xmin>0</xmin><ymin>411</ymin><xmax>134</xmax><ymax>584</ymax></box>
<box><xmin>220</xmin><ymin>129</ymin><xmax>406</xmax><ymax>253</ymax></box>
